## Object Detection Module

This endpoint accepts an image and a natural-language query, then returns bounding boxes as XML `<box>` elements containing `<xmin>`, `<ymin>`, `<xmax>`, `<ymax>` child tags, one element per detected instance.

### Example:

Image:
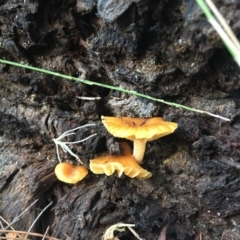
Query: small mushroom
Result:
<box><xmin>5</xmin><ymin>232</ymin><xmax>26</xmax><ymax>239</ymax></box>
<box><xmin>89</xmin><ymin>142</ymin><xmax>152</xmax><ymax>179</ymax></box>
<box><xmin>55</xmin><ymin>162</ymin><xmax>88</xmax><ymax>184</ymax></box>
<box><xmin>101</xmin><ymin>116</ymin><xmax>178</xmax><ymax>163</ymax></box>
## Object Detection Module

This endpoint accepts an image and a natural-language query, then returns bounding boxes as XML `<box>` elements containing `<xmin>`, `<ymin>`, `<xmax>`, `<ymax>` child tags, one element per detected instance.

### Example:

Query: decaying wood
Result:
<box><xmin>1</xmin><ymin>0</ymin><xmax>240</xmax><ymax>239</ymax></box>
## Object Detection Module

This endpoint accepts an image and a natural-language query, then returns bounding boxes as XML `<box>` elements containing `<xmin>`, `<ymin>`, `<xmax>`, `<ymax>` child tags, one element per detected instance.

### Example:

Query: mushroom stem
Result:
<box><xmin>133</xmin><ymin>139</ymin><xmax>147</xmax><ymax>163</ymax></box>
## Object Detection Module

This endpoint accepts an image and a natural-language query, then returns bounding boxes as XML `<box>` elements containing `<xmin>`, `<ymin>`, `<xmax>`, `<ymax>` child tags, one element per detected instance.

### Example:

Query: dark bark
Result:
<box><xmin>1</xmin><ymin>0</ymin><xmax>240</xmax><ymax>239</ymax></box>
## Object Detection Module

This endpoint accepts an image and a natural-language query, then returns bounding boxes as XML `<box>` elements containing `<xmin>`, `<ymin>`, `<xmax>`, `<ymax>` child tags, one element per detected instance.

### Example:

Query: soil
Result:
<box><xmin>1</xmin><ymin>0</ymin><xmax>240</xmax><ymax>239</ymax></box>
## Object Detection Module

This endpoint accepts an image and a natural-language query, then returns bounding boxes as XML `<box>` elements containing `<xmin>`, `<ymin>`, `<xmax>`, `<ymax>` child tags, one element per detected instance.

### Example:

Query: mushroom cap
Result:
<box><xmin>5</xmin><ymin>232</ymin><xmax>26</xmax><ymax>239</ymax></box>
<box><xmin>101</xmin><ymin>116</ymin><xmax>178</xmax><ymax>141</ymax></box>
<box><xmin>89</xmin><ymin>142</ymin><xmax>152</xmax><ymax>179</ymax></box>
<box><xmin>55</xmin><ymin>162</ymin><xmax>88</xmax><ymax>184</ymax></box>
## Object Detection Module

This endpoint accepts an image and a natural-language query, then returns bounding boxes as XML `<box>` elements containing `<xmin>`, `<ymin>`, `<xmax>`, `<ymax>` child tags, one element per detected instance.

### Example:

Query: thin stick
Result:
<box><xmin>157</xmin><ymin>224</ymin><xmax>168</xmax><ymax>240</ymax></box>
<box><xmin>42</xmin><ymin>226</ymin><xmax>50</xmax><ymax>240</ymax></box>
<box><xmin>76</xmin><ymin>96</ymin><xmax>101</xmax><ymax>100</ymax></box>
<box><xmin>128</xmin><ymin>226</ymin><xmax>145</xmax><ymax>240</ymax></box>
<box><xmin>24</xmin><ymin>202</ymin><xmax>53</xmax><ymax>239</ymax></box>
<box><xmin>0</xmin><ymin>237</ymin><xmax>31</xmax><ymax>240</ymax></box>
<box><xmin>0</xmin><ymin>216</ymin><xmax>14</xmax><ymax>230</ymax></box>
<box><xmin>0</xmin><ymin>218</ymin><xmax>4</xmax><ymax>229</ymax></box>
<box><xmin>0</xmin><ymin>216</ymin><xmax>24</xmax><ymax>239</ymax></box>
<box><xmin>2</xmin><ymin>199</ymin><xmax>38</xmax><ymax>230</ymax></box>
<box><xmin>0</xmin><ymin>230</ymin><xmax>59</xmax><ymax>240</ymax></box>
<box><xmin>0</xmin><ymin>59</ymin><xmax>230</xmax><ymax>121</ymax></box>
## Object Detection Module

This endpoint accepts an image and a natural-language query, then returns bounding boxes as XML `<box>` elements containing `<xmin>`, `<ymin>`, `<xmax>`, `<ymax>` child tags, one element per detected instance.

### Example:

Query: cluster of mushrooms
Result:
<box><xmin>54</xmin><ymin>116</ymin><xmax>178</xmax><ymax>184</ymax></box>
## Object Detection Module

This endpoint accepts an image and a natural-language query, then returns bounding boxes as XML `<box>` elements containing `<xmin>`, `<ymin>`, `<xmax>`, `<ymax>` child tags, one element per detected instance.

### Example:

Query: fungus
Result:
<box><xmin>5</xmin><ymin>232</ymin><xmax>26</xmax><ymax>240</ymax></box>
<box><xmin>90</xmin><ymin>142</ymin><xmax>152</xmax><ymax>179</ymax></box>
<box><xmin>101</xmin><ymin>116</ymin><xmax>178</xmax><ymax>163</ymax></box>
<box><xmin>55</xmin><ymin>162</ymin><xmax>88</xmax><ymax>184</ymax></box>
<box><xmin>52</xmin><ymin>123</ymin><xmax>97</xmax><ymax>164</ymax></box>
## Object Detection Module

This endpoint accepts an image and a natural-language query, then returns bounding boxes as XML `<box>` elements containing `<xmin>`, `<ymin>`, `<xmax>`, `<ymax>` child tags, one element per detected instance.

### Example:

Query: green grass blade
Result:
<box><xmin>196</xmin><ymin>0</ymin><xmax>240</xmax><ymax>66</ymax></box>
<box><xmin>0</xmin><ymin>58</ymin><xmax>230</xmax><ymax>121</ymax></box>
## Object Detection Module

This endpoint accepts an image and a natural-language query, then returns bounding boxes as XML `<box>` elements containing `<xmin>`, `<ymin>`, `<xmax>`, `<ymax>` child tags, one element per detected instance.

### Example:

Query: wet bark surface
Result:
<box><xmin>1</xmin><ymin>0</ymin><xmax>240</xmax><ymax>239</ymax></box>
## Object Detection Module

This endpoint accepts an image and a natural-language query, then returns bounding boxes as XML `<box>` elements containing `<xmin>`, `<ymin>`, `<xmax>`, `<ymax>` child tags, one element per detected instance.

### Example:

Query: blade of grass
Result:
<box><xmin>0</xmin><ymin>58</ymin><xmax>230</xmax><ymax>121</ymax></box>
<box><xmin>205</xmin><ymin>0</ymin><xmax>240</xmax><ymax>52</ymax></box>
<box><xmin>196</xmin><ymin>0</ymin><xmax>240</xmax><ymax>66</ymax></box>
<box><xmin>24</xmin><ymin>201</ymin><xmax>53</xmax><ymax>239</ymax></box>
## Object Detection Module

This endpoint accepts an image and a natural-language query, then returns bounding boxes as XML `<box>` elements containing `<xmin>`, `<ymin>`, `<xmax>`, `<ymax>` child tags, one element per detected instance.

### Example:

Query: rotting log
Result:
<box><xmin>1</xmin><ymin>0</ymin><xmax>240</xmax><ymax>239</ymax></box>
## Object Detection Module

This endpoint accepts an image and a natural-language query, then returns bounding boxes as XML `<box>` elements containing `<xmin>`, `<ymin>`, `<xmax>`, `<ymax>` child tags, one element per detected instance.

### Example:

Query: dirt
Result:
<box><xmin>1</xmin><ymin>0</ymin><xmax>240</xmax><ymax>239</ymax></box>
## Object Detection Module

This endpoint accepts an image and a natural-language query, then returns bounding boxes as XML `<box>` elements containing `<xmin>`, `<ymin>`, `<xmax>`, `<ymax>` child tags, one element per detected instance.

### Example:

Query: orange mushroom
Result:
<box><xmin>101</xmin><ymin>116</ymin><xmax>178</xmax><ymax>163</ymax></box>
<box><xmin>5</xmin><ymin>232</ymin><xmax>26</xmax><ymax>239</ymax></box>
<box><xmin>89</xmin><ymin>142</ymin><xmax>152</xmax><ymax>179</ymax></box>
<box><xmin>55</xmin><ymin>162</ymin><xmax>88</xmax><ymax>184</ymax></box>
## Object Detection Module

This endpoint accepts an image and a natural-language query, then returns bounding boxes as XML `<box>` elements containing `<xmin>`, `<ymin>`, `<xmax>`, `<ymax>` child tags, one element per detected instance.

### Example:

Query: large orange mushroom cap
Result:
<box><xmin>89</xmin><ymin>142</ymin><xmax>152</xmax><ymax>179</ymax></box>
<box><xmin>55</xmin><ymin>162</ymin><xmax>88</xmax><ymax>184</ymax></box>
<box><xmin>101</xmin><ymin>116</ymin><xmax>178</xmax><ymax>162</ymax></box>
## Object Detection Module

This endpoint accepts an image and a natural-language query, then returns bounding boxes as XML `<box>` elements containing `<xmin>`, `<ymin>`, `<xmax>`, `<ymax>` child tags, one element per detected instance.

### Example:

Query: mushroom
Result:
<box><xmin>55</xmin><ymin>162</ymin><xmax>88</xmax><ymax>184</ymax></box>
<box><xmin>89</xmin><ymin>142</ymin><xmax>152</xmax><ymax>179</ymax></box>
<box><xmin>5</xmin><ymin>232</ymin><xmax>26</xmax><ymax>239</ymax></box>
<box><xmin>101</xmin><ymin>116</ymin><xmax>178</xmax><ymax>163</ymax></box>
